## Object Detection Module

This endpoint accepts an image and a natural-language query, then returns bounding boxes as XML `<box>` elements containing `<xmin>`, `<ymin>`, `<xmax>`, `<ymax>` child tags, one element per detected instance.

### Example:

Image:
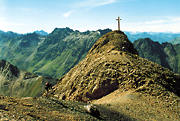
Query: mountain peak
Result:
<box><xmin>34</xmin><ymin>30</ymin><xmax>48</xmax><ymax>36</ymax></box>
<box><xmin>50</xmin><ymin>27</ymin><xmax>74</xmax><ymax>37</ymax></box>
<box><xmin>89</xmin><ymin>30</ymin><xmax>138</xmax><ymax>55</ymax></box>
<box><xmin>52</xmin><ymin>27</ymin><xmax>74</xmax><ymax>33</ymax></box>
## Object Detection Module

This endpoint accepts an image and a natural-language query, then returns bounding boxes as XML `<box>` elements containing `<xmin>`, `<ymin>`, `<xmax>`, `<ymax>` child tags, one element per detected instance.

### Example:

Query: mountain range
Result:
<box><xmin>0</xmin><ymin>28</ymin><xmax>112</xmax><ymax>78</ymax></box>
<box><xmin>0</xmin><ymin>28</ymin><xmax>179</xmax><ymax>79</ymax></box>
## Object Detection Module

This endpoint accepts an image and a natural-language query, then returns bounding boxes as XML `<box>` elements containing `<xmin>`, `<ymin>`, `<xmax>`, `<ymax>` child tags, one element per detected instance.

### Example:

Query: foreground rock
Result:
<box><xmin>84</xmin><ymin>104</ymin><xmax>100</xmax><ymax>118</ymax></box>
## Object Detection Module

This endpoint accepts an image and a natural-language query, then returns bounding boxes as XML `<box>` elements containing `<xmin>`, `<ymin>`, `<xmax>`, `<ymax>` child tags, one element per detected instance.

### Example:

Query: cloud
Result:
<box><xmin>91</xmin><ymin>0</ymin><xmax>117</xmax><ymax>7</ymax></box>
<box><xmin>75</xmin><ymin>0</ymin><xmax>117</xmax><ymax>8</ymax></box>
<box><xmin>171</xmin><ymin>17</ymin><xmax>180</xmax><ymax>22</ymax></box>
<box><xmin>123</xmin><ymin>17</ymin><xmax>180</xmax><ymax>33</ymax></box>
<box><xmin>63</xmin><ymin>10</ymin><xmax>74</xmax><ymax>18</ymax></box>
<box><xmin>0</xmin><ymin>17</ymin><xmax>25</xmax><ymax>32</ymax></box>
<box><xmin>144</xmin><ymin>20</ymin><xmax>166</xmax><ymax>25</ymax></box>
<box><xmin>63</xmin><ymin>0</ymin><xmax>118</xmax><ymax>19</ymax></box>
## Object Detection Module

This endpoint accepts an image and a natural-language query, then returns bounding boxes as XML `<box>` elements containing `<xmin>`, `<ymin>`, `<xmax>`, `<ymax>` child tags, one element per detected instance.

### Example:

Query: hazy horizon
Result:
<box><xmin>2</xmin><ymin>27</ymin><xmax>180</xmax><ymax>34</ymax></box>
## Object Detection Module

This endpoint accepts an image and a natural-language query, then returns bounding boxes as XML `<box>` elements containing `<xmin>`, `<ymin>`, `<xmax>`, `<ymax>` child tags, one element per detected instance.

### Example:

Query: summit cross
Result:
<box><xmin>116</xmin><ymin>16</ymin><xmax>122</xmax><ymax>31</ymax></box>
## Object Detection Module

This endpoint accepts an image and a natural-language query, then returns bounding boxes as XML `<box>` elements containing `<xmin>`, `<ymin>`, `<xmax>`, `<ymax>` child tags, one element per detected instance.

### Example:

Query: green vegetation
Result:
<box><xmin>0</xmin><ymin>28</ymin><xmax>111</xmax><ymax>78</ymax></box>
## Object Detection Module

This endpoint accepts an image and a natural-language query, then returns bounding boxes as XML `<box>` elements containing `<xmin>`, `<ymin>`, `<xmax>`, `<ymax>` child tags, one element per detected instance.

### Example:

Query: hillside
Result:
<box><xmin>133</xmin><ymin>38</ymin><xmax>180</xmax><ymax>73</ymax></box>
<box><xmin>0</xmin><ymin>28</ymin><xmax>111</xmax><ymax>78</ymax></box>
<box><xmin>51</xmin><ymin>31</ymin><xmax>180</xmax><ymax>120</ymax></box>
<box><xmin>0</xmin><ymin>32</ymin><xmax>44</xmax><ymax>71</ymax></box>
<box><xmin>0</xmin><ymin>60</ymin><xmax>57</xmax><ymax>97</ymax></box>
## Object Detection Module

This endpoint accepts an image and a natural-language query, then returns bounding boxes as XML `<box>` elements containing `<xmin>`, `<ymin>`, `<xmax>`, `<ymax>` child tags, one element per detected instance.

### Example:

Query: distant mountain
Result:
<box><xmin>34</xmin><ymin>30</ymin><xmax>48</xmax><ymax>36</ymax></box>
<box><xmin>169</xmin><ymin>37</ymin><xmax>180</xmax><ymax>44</ymax></box>
<box><xmin>125</xmin><ymin>31</ymin><xmax>180</xmax><ymax>43</ymax></box>
<box><xmin>0</xmin><ymin>31</ymin><xmax>21</xmax><ymax>44</ymax></box>
<box><xmin>0</xmin><ymin>60</ymin><xmax>57</xmax><ymax>97</ymax></box>
<box><xmin>0</xmin><ymin>32</ymin><xmax>44</xmax><ymax>69</ymax></box>
<box><xmin>133</xmin><ymin>38</ymin><xmax>180</xmax><ymax>74</ymax></box>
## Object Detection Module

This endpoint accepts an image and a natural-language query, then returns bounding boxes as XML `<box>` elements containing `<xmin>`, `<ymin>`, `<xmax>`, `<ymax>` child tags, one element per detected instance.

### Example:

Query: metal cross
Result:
<box><xmin>116</xmin><ymin>16</ymin><xmax>122</xmax><ymax>31</ymax></box>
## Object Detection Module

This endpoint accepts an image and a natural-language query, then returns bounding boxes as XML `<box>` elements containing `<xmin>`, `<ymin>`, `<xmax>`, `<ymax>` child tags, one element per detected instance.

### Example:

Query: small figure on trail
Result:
<box><xmin>45</xmin><ymin>82</ymin><xmax>52</xmax><ymax>92</ymax></box>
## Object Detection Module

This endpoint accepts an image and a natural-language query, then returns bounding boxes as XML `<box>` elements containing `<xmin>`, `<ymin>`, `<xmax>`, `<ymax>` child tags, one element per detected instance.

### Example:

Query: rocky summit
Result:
<box><xmin>52</xmin><ymin>31</ymin><xmax>180</xmax><ymax>101</ymax></box>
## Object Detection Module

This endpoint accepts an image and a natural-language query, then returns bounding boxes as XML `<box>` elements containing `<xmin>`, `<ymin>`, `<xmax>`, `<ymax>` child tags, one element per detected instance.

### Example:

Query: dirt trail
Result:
<box><xmin>93</xmin><ymin>90</ymin><xmax>180</xmax><ymax>121</ymax></box>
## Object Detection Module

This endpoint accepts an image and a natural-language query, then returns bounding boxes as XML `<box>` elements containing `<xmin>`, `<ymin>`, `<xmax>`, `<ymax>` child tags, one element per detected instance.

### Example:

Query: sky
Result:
<box><xmin>0</xmin><ymin>0</ymin><xmax>180</xmax><ymax>33</ymax></box>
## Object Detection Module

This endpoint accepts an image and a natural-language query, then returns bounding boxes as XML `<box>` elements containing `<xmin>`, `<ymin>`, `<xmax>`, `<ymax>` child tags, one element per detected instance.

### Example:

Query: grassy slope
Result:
<box><xmin>0</xmin><ymin>75</ymin><xmax>43</xmax><ymax>97</ymax></box>
<box><xmin>20</xmin><ymin>77</ymin><xmax>43</xmax><ymax>97</ymax></box>
<box><xmin>30</xmin><ymin>31</ymin><xmax>101</xmax><ymax>78</ymax></box>
<box><xmin>0</xmin><ymin>60</ymin><xmax>57</xmax><ymax>97</ymax></box>
<box><xmin>0</xmin><ymin>28</ymin><xmax>112</xmax><ymax>79</ymax></box>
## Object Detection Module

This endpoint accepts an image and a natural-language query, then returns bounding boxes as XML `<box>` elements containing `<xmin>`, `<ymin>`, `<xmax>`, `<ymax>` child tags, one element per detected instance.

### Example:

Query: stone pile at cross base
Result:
<box><xmin>52</xmin><ymin>31</ymin><xmax>180</xmax><ymax>102</ymax></box>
